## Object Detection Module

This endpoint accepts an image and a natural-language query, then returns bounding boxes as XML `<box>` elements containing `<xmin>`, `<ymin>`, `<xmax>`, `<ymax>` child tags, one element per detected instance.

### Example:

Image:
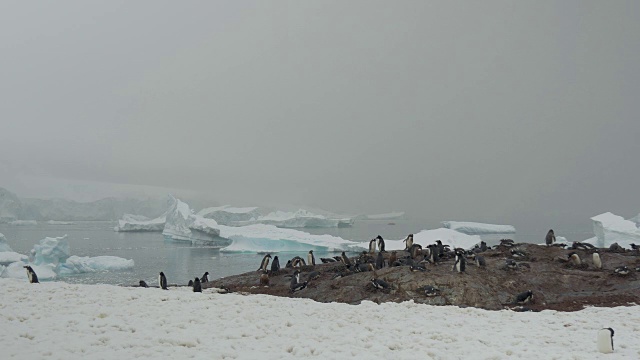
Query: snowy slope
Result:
<box><xmin>0</xmin><ymin>279</ymin><xmax>638</xmax><ymax>359</ymax></box>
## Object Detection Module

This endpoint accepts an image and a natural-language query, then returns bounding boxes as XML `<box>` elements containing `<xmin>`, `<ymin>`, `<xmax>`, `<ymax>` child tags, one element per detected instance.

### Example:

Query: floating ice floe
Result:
<box><xmin>233</xmin><ymin>209</ymin><xmax>354</xmax><ymax>228</ymax></box>
<box><xmin>442</xmin><ymin>221</ymin><xmax>516</xmax><ymax>235</ymax></box>
<box><xmin>46</xmin><ymin>220</ymin><xmax>75</xmax><ymax>225</ymax></box>
<box><xmin>0</xmin><ymin>232</ymin><xmax>12</xmax><ymax>252</ymax></box>
<box><xmin>58</xmin><ymin>256</ymin><xmax>134</xmax><ymax>275</ymax></box>
<box><xmin>385</xmin><ymin>228</ymin><xmax>482</xmax><ymax>251</ymax></box>
<box><xmin>0</xmin><ymin>252</ymin><xmax>28</xmax><ymax>266</ymax></box>
<box><xmin>114</xmin><ymin>213</ymin><xmax>166</xmax><ymax>232</ymax></box>
<box><xmin>9</xmin><ymin>220</ymin><xmax>37</xmax><ymax>226</ymax></box>
<box><xmin>218</xmin><ymin>224</ymin><xmax>364</xmax><ymax>253</ymax></box>
<box><xmin>31</xmin><ymin>235</ymin><xmax>70</xmax><ymax>267</ymax></box>
<box><xmin>162</xmin><ymin>197</ymin><xmax>226</xmax><ymax>246</ymax></box>
<box><xmin>584</xmin><ymin>212</ymin><xmax>640</xmax><ymax>249</ymax></box>
<box><xmin>197</xmin><ymin>206</ymin><xmax>260</xmax><ymax>225</ymax></box>
<box><xmin>356</xmin><ymin>212</ymin><xmax>406</xmax><ymax>220</ymax></box>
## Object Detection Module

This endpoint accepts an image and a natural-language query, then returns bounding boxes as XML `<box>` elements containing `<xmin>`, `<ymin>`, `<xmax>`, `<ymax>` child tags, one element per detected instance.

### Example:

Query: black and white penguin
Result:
<box><xmin>23</xmin><ymin>266</ymin><xmax>39</xmax><ymax>284</ymax></box>
<box><xmin>193</xmin><ymin>277</ymin><xmax>202</xmax><ymax>293</ymax></box>
<box><xmin>474</xmin><ymin>255</ymin><xmax>486</xmax><ymax>267</ymax></box>
<box><xmin>257</xmin><ymin>254</ymin><xmax>272</xmax><ymax>272</ymax></box>
<box><xmin>370</xmin><ymin>278</ymin><xmax>390</xmax><ymax>290</ymax></box>
<box><xmin>424</xmin><ymin>285</ymin><xmax>440</xmax><ymax>297</ymax></box>
<box><xmin>630</xmin><ymin>243</ymin><xmax>640</xmax><ymax>251</ymax></box>
<box><xmin>480</xmin><ymin>241</ymin><xmax>488</xmax><ymax>252</ymax></box>
<box><xmin>139</xmin><ymin>280</ymin><xmax>148</xmax><ymax>288</ymax></box>
<box><xmin>614</xmin><ymin>266</ymin><xmax>629</xmax><ymax>275</ymax></box>
<box><xmin>505</xmin><ymin>259</ymin><xmax>518</xmax><ymax>270</ymax></box>
<box><xmin>592</xmin><ymin>251</ymin><xmax>602</xmax><ymax>269</ymax></box>
<box><xmin>271</xmin><ymin>256</ymin><xmax>280</xmax><ymax>272</ymax></box>
<box><xmin>568</xmin><ymin>252</ymin><xmax>582</xmax><ymax>266</ymax></box>
<box><xmin>159</xmin><ymin>272</ymin><xmax>168</xmax><ymax>290</ymax></box>
<box><xmin>188</xmin><ymin>280</ymin><xmax>193</xmax><ymax>286</ymax></box>
<box><xmin>320</xmin><ymin>257</ymin><xmax>336</xmax><ymax>263</ymax></box>
<box><xmin>341</xmin><ymin>251</ymin><xmax>352</xmax><ymax>266</ymax></box>
<box><xmin>290</xmin><ymin>281</ymin><xmax>308</xmax><ymax>293</ymax></box>
<box><xmin>403</xmin><ymin>234</ymin><xmax>414</xmax><ymax>250</ymax></box>
<box><xmin>453</xmin><ymin>250</ymin><xmax>466</xmax><ymax>273</ymax></box>
<box><xmin>435</xmin><ymin>240</ymin><xmax>445</xmax><ymax>258</ymax></box>
<box><xmin>307</xmin><ymin>250</ymin><xmax>316</xmax><ymax>267</ymax></box>
<box><xmin>409</xmin><ymin>265</ymin><xmax>427</xmax><ymax>272</ymax></box>
<box><xmin>511</xmin><ymin>249</ymin><xmax>527</xmax><ymax>259</ymax></box>
<box><xmin>426</xmin><ymin>244</ymin><xmax>439</xmax><ymax>264</ymax></box>
<box><xmin>201</xmin><ymin>272</ymin><xmax>209</xmax><ymax>283</ymax></box>
<box><xmin>289</xmin><ymin>269</ymin><xmax>307</xmax><ymax>292</ymax></box>
<box><xmin>376</xmin><ymin>235</ymin><xmax>385</xmax><ymax>252</ymax></box>
<box><xmin>545</xmin><ymin>229</ymin><xmax>556</xmax><ymax>246</ymax></box>
<box><xmin>375</xmin><ymin>252</ymin><xmax>385</xmax><ymax>270</ymax></box>
<box><xmin>500</xmin><ymin>239</ymin><xmax>515</xmax><ymax>247</ymax></box>
<box><xmin>515</xmin><ymin>290</ymin><xmax>533</xmax><ymax>304</ymax></box>
<box><xmin>285</xmin><ymin>260</ymin><xmax>293</xmax><ymax>268</ymax></box>
<box><xmin>368</xmin><ymin>238</ymin><xmax>377</xmax><ymax>254</ymax></box>
<box><xmin>410</xmin><ymin>244</ymin><xmax>423</xmax><ymax>259</ymax></box>
<box><xmin>597</xmin><ymin>328</ymin><xmax>614</xmax><ymax>354</ymax></box>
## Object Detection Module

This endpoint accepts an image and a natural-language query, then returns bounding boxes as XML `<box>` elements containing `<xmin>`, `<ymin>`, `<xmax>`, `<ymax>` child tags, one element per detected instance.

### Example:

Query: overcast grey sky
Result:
<box><xmin>1</xmin><ymin>1</ymin><xmax>639</xmax><ymax>230</ymax></box>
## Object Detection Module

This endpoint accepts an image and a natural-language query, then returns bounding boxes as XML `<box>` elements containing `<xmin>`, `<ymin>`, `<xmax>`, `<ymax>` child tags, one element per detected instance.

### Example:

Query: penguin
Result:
<box><xmin>193</xmin><ymin>277</ymin><xmax>202</xmax><ymax>293</ymax></box>
<box><xmin>368</xmin><ymin>238</ymin><xmax>377</xmax><ymax>254</ymax></box>
<box><xmin>480</xmin><ymin>241</ymin><xmax>488</xmax><ymax>252</ymax></box>
<box><xmin>341</xmin><ymin>251</ymin><xmax>352</xmax><ymax>266</ymax></box>
<box><xmin>409</xmin><ymin>265</ymin><xmax>427</xmax><ymax>272</ymax></box>
<box><xmin>592</xmin><ymin>251</ymin><xmax>602</xmax><ymax>269</ymax></box>
<box><xmin>375</xmin><ymin>252</ymin><xmax>385</xmax><ymax>270</ymax></box>
<box><xmin>290</xmin><ymin>269</ymin><xmax>307</xmax><ymax>293</ymax></box>
<box><xmin>307</xmin><ymin>271</ymin><xmax>320</xmax><ymax>281</ymax></box>
<box><xmin>545</xmin><ymin>229</ymin><xmax>556</xmax><ymax>246</ymax></box>
<box><xmin>23</xmin><ymin>266</ymin><xmax>39</xmax><ymax>284</ymax></box>
<box><xmin>271</xmin><ymin>256</ymin><xmax>281</xmax><ymax>272</ymax></box>
<box><xmin>376</xmin><ymin>235</ymin><xmax>385</xmax><ymax>252</ymax></box>
<box><xmin>426</xmin><ymin>244</ymin><xmax>439</xmax><ymax>264</ymax></box>
<box><xmin>410</xmin><ymin>244</ymin><xmax>423</xmax><ymax>259</ymax></box>
<box><xmin>510</xmin><ymin>249</ymin><xmax>527</xmax><ymax>259</ymax></box>
<box><xmin>515</xmin><ymin>290</ymin><xmax>533</xmax><ymax>304</ymax></box>
<box><xmin>609</xmin><ymin>243</ymin><xmax>624</xmax><ymax>252</ymax></box>
<box><xmin>188</xmin><ymin>280</ymin><xmax>193</xmax><ymax>287</ymax></box>
<box><xmin>159</xmin><ymin>272</ymin><xmax>168</xmax><ymax>290</ymax></box>
<box><xmin>403</xmin><ymin>234</ymin><xmax>414</xmax><ymax>250</ymax></box>
<box><xmin>290</xmin><ymin>281</ymin><xmax>308</xmax><ymax>293</ymax></box>
<box><xmin>292</xmin><ymin>256</ymin><xmax>306</xmax><ymax>267</ymax></box>
<box><xmin>630</xmin><ymin>243</ymin><xmax>639</xmax><ymax>251</ymax></box>
<box><xmin>505</xmin><ymin>259</ymin><xmax>518</xmax><ymax>270</ymax></box>
<box><xmin>453</xmin><ymin>250</ymin><xmax>466</xmax><ymax>273</ymax></box>
<box><xmin>320</xmin><ymin>257</ymin><xmax>336</xmax><ymax>263</ymax></box>
<box><xmin>307</xmin><ymin>250</ymin><xmax>316</xmax><ymax>267</ymax></box>
<box><xmin>597</xmin><ymin>328</ymin><xmax>614</xmax><ymax>354</ymax></box>
<box><xmin>370</xmin><ymin>278</ymin><xmax>390</xmax><ymax>290</ymax></box>
<box><xmin>568</xmin><ymin>252</ymin><xmax>582</xmax><ymax>266</ymax></box>
<box><xmin>424</xmin><ymin>285</ymin><xmax>440</xmax><ymax>297</ymax></box>
<box><xmin>260</xmin><ymin>272</ymin><xmax>269</xmax><ymax>286</ymax></box>
<box><xmin>474</xmin><ymin>255</ymin><xmax>486</xmax><ymax>267</ymax></box>
<box><xmin>435</xmin><ymin>240</ymin><xmax>445</xmax><ymax>258</ymax></box>
<box><xmin>614</xmin><ymin>266</ymin><xmax>629</xmax><ymax>275</ymax></box>
<box><xmin>285</xmin><ymin>260</ymin><xmax>293</xmax><ymax>268</ymax></box>
<box><xmin>258</xmin><ymin>254</ymin><xmax>272</xmax><ymax>272</ymax></box>
<box><xmin>388</xmin><ymin>251</ymin><xmax>397</xmax><ymax>267</ymax></box>
<box><xmin>139</xmin><ymin>280</ymin><xmax>149</xmax><ymax>288</ymax></box>
<box><xmin>500</xmin><ymin>239</ymin><xmax>515</xmax><ymax>247</ymax></box>
<box><xmin>201</xmin><ymin>272</ymin><xmax>209</xmax><ymax>283</ymax></box>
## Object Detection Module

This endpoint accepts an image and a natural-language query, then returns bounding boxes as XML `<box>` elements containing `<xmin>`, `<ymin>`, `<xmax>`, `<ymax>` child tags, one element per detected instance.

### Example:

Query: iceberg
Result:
<box><xmin>356</xmin><ymin>212</ymin><xmax>406</xmax><ymax>220</ymax></box>
<box><xmin>58</xmin><ymin>256</ymin><xmax>134</xmax><ymax>275</ymax></box>
<box><xmin>0</xmin><ymin>252</ymin><xmax>28</xmax><ymax>265</ymax></box>
<box><xmin>197</xmin><ymin>206</ymin><xmax>261</xmax><ymax>225</ymax></box>
<box><xmin>234</xmin><ymin>209</ymin><xmax>354</xmax><ymax>228</ymax></box>
<box><xmin>442</xmin><ymin>221</ymin><xmax>516</xmax><ymax>235</ymax></box>
<box><xmin>114</xmin><ymin>213</ymin><xmax>166</xmax><ymax>232</ymax></box>
<box><xmin>385</xmin><ymin>228</ymin><xmax>482</xmax><ymax>251</ymax></box>
<box><xmin>0</xmin><ymin>232</ymin><xmax>12</xmax><ymax>252</ymax></box>
<box><xmin>162</xmin><ymin>197</ymin><xmax>226</xmax><ymax>245</ymax></box>
<box><xmin>219</xmin><ymin>224</ymin><xmax>364</xmax><ymax>253</ymax></box>
<box><xmin>31</xmin><ymin>235</ymin><xmax>70</xmax><ymax>266</ymax></box>
<box><xmin>585</xmin><ymin>212</ymin><xmax>640</xmax><ymax>248</ymax></box>
<box><xmin>46</xmin><ymin>220</ymin><xmax>75</xmax><ymax>225</ymax></box>
<box><xmin>9</xmin><ymin>220</ymin><xmax>37</xmax><ymax>226</ymax></box>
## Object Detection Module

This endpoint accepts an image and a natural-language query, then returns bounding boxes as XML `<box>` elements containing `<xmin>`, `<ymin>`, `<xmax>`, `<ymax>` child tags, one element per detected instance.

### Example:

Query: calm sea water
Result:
<box><xmin>0</xmin><ymin>220</ymin><xmax>592</xmax><ymax>286</ymax></box>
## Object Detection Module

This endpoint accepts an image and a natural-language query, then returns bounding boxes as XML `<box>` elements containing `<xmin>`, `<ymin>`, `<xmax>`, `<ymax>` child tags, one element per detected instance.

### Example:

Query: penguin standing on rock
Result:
<box><xmin>290</xmin><ymin>270</ymin><xmax>308</xmax><ymax>293</ymax></box>
<box><xmin>545</xmin><ymin>229</ymin><xmax>556</xmax><ymax>246</ymax></box>
<box><xmin>568</xmin><ymin>252</ymin><xmax>582</xmax><ymax>266</ymax></box>
<box><xmin>474</xmin><ymin>255</ymin><xmax>486</xmax><ymax>267</ymax></box>
<box><xmin>597</xmin><ymin>328</ymin><xmax>615</xmax><ymax>354</ymax></box>
<box><xmin>341</xmin><ymin>251</ymin><xmax>352</xmax><ymax>266</ymax></box>
<box><xmin>260</xmin><ymin>272</ymin><xmax>269</xmax><ymax>286</ymax></box>
<box><xmin>307</xmin><ymin>250</ymin><xmax>316</xmax><ymax>267</ymax></box>
<box><xmin>368</xmin><ymin>238</ymin><xmax>377</xmax><ymax>254</ymax></box>
<box><xmin>23</xmin><ymin>266</ymin><xmax>39</xmax><ymax>284</ymax></box>
<box><xmin>159</xmin><ymin>272</ymin><xmax>168</xmax><ymax>290</ymax></box>
<box><xmin>592</xmin><ymin>251</ymin><xmax>602</xmax><ymax>269</ymax></box>
<box><xmin>453</xmin><ymin>250</ymin><xmax>466</xmax><ymax>273</ymax></box>
<box><xmin>258</xmin><ymin>254</ymin><xmax>272</xmax><ymax>272</ymax></box>
<box><xmin>375</xmin><ymin>252</ymin><xmax>385</xmax><ymax>269</ymax></box>
<box><xmin>389</xmin><ymin>251</ymin><xmax>398</xmax><ymax>267</ymax></box>
<box><xmin>376</xmin><ymin>235</ymin><xmax>385</xmax><ymax>252</ymax></box>
<box><xmin>193</xmin><ymin>277</ymin><xmax>202</xmax><ymax>292</ymax></box>
<box><xmin>201</xmin><ymin>272</ymin><xmax>209</xmax><ymax>283</ymax></box>
<box><xmin>403</xmin><ymin>234</ymin><xmax>414</xmax><ymax>250</ymax></box>
<box><xmin>271</xmin><ymin>256</ymin><xmax>280</xmax><ymax>272</ymax></box>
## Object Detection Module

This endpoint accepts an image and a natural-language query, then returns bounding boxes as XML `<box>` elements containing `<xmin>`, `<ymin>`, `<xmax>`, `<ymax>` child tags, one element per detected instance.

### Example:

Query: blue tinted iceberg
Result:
<box><xmin>442</xmin><ymin>221</ymin><xmax>516</xmax><ymax>235</ymax></box>
<box><xmin>219</xmin><ymin>224</ymin><xmax>364</xmax><ymax>253</ymax></box>
<box><xmin>58</xmin><ymin>256</ymin><xmax>134</xmax><ymax>275</ymax></box>
<box><xmin>585</xmin><ymin>212</ymin><xmax>640</xmax><ymax>248</ymax></box>
<box><xmin>197</xmin><ymin>206</ymin><xmax>260</xmax><ymax>225</ymax></box>
<box><xmin>31</xmin><ymin>235</ymin><xmax>70</xmax><ymax>266</ymax></box>
<box><xmin>162</xmin><ymin>197</ymin><xmax>226</xmax><ymax>246</ymax></box>
<box><xmin>1</xmin><ymin>261</ymin><xmax>57</xmax><ymax>280</ymax></box>
<box><xmin>114</xmin><ymin>213</ymin><xmax>166</xmax><ymax>232</ymax></box>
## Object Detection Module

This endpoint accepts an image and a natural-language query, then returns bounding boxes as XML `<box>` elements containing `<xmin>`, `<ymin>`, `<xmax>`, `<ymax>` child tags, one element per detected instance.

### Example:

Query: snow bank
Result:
<box><xmin>162</xmin><ymin>197</ymin><xmax>224</xmax><ymax>245</ymax></box>
<box><xmin>442</xmin><ymin>221</ymin><xmax>516</xmax><ymax>234</ymax></box>
<box><xmin>58</xmin><ymin>256</ymin><xmax>134</xmax><ymax>275</ymax></box>
<box><xmin>218</xmin><ymin>224</ymin><xmax>364</xmax><ymax>253</ymax></box>
<box><xmin>586</xmin><ymin>212</ymin><xmax>640</xmax><ymax>248</ymax></box>
<box><xmin>114</xmin><ymin>213</ymin><xmax>166</xmax><ymax>232</ymax></box>
<box><xmin>386</xmin><ymin>228</ymin><xmax>482</xmax><ymax>250</ymax></box>
<box><xmin>9</xmin><ymin>220</ymin><xmax>37</xmax><ymax>226</ymax></box>
<box><xmin>356</xmin><ymin>211</ymin><xmax>405</xmax><ymax>220</ymax></box>
<box><xmin>0</xmin><ymin>232</ymin><xmax>12</xmax><ymax>252</ymax></box>
<box><xmin>197</xmin><ymin>205</ymin><xmax>260</xmax><ymax>225</ymax></box>
<box><xmin>0</xmin><ymin>251</ymin><xmax>28</xmax><ymax>265</ymax></box>
<box><xmin>0</xmin><ymin>279</ymin><xmax>638</xmax><ymax>359</ymax></box>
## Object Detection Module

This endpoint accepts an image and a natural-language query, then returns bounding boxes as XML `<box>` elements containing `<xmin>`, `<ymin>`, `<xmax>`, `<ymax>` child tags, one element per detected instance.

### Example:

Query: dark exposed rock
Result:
<box><xmin>206</xmin><ymin>244</ymin><xmax>640</xmax><ymax>311</ymax></box>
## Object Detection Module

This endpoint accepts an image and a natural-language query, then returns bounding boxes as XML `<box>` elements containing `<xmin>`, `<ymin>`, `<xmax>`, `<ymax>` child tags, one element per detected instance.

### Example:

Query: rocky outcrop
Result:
<box><xmin>207</xmin><ymin>244</ymin><xmax>640</xmax><ymax>311</ymax></box>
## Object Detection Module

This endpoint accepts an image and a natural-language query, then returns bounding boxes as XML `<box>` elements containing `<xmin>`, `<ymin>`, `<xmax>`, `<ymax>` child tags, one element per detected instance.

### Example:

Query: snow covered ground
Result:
<box><xmin>1</xmin><ymin>279</ymin><xmax>638</xmax><ymax>360</ymax></box>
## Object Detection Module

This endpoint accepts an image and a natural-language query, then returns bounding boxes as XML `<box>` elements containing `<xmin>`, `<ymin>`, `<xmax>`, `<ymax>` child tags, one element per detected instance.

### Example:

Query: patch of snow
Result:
<box><xmin>58</xmin><ymin>256</ymin><xmax>135</xmax><ymax>275</ymax></box>
<box><xmin>0</xmin><ymin>279</ymin><xmax>638</xmax><ymax>359</ymax></box>
<box><xmin>386</xmin><ymin>228</ymin><xmax>482</xmax><ymax>250</ymax></box>
<box><xmin>586</xmin><ymin>212</ymin><xmax>640</xmax><ymax>248</ymax></box>
<box><xmin>442</xmin><ymin>221</ymin><xmax>516</xmax><ymax>234</ymax></box>
<box><xmin>218</xmin><ymin>224</ymin><xmax>364</xmax><ymax>253</ymax></box>
<box><xmin>8</xmin><ymin>220</ymin><xmax>37</xmax><ymax>226</ymax></box>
